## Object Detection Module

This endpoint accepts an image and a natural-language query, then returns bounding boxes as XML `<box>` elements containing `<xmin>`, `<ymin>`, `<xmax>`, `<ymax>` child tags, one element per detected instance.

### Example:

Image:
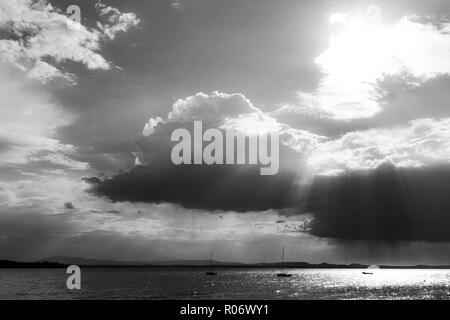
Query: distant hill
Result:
<box><xmin>1</xmin><ymin>256</ymin><xmax>450</xmax><ymax>269</ymax></box>
<box><xmin>0</xmin><ymin>260</ymin><xmax>66</xmax><ymax>268</ymax></box>
<box><xmin>44</xmin><ymin>255</ymin><xmax>243</xmax><ymax>266</ymax></box>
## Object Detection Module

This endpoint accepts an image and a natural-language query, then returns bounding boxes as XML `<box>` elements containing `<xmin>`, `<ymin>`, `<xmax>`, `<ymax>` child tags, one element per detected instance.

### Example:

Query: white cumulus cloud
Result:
<box><xmin>0</xmin><ymin>0</ymin><xmax>139</xmax><ymax>84</ymax></box>
<box><xmin>309</xmin><ymin>118</ymin><xmax>450</xmax><ymax>175</ymax></box>
<box><xmin>96</xmin><ymin>2</ymin><xmax>140</xmax><ymax>40</ymax></box>
<box><xmin>143</xmin><ymin>91</ymin><xmax>325</xmax><ymax>153</ymax></box>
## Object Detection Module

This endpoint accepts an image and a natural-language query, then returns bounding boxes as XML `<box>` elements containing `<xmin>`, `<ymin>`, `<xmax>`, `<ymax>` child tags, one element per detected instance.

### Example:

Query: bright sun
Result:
<box><xmin>299</xmin><ymin>5</ymin><xmax>445</xmax><ymax>121</ymax></box>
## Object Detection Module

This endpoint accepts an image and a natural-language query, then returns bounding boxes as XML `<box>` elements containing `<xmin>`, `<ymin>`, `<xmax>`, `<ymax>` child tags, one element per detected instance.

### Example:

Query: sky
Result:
<box><xmin>2</xmin><ymin>0</ymin><xmax>450</xmax><ymax>265</ymax></box>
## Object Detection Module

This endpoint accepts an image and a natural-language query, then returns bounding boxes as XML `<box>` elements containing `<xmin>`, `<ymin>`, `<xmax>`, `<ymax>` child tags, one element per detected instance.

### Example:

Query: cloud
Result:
<box><xmin>0</xmin><ymin>62</ymin><xmax>88</xmax><ymax>173</ymax></box>
<box><xmin>142</xmin><ymin>117</ymin><xmax>163</xmax><ymax>136</ymax></box>
<box><xmin>305</xmin><ymin>164</ymin><xmax>450</xmax><ymax>242</ymax></box>
<box><xmin>0</xmin><ymin>181</ymin><xmax>310</xmax><ymax>262</ymax></box>
<box><xmin>277</xmin><ymin>7</ymin><xmax>450</xmax><ymax>120</ymax></box>
<box><xmin>86</xmin><ymin>91</ymin><xmax>325</xmax><ymax>211</ymax></box>
<box><xmin>64</xmin><ymin>202</ymin><xmax>75</xmax><ymax>210</ymax></box>
<box><xmin>144</xmin><ymin>91</ymin><xmax>324</xmax><ymax>150</ymax></box>
<box><xmin>27</xmin><ymin>60</ymin><xmax>75</xmax><ymax>84</ymax></box>
<box><xmin>143</xmin><ymin>91</ymin><xmax>274</xmax><ymax>136</ymax></box>
<box><xmin>308</xmin><ymin>118</ymin><xmax>450</xmax><ymax>176</ymax></box>
<box><xmin>95</xmin><ymin>2</ymin><xmax>140</xmax><ymax>40</ymax></box>
<box><xmin>84</xmin><ymin>163</ymin><xmax>298</xmax><ymax>212</ymax></box>
<box><xmin>165</xmin><ymin>91</ymin><xmax>262</xmax><ymax>124</ymax></box>
<box><xmin>170</xmin><ymin>0</ymin><xmax>184</xmax><ymax>11</ymax></box>
<box><xmin>0</xmin><ymin>0</ymin><xmax>139</xmax><ymax>84</ymax></box>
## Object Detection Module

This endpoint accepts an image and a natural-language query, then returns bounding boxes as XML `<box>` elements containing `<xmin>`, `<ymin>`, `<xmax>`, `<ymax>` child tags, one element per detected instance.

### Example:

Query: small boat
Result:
<box><xmin>277</xmin><ymin>273</ymin><xmax>292</xmax><ymax>277</ymax></box>
<box><xmin>205</xmin><ymin>251</ymin><xmax>218</xmax><ymax>276</ymax></box>
<box><xmin>276</xmin><ymin>246</ymin><xmax>292</xmax><ymax>277</ymax></box>
<box><xmin>362</xmin><ymin>265</ymin><xmax>379</xmax><ymax>275</ymax></box>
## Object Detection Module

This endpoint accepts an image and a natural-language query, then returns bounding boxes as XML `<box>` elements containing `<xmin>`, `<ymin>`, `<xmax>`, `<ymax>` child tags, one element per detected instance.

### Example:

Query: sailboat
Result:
<box><xmin>205</xmin><ymin>251</ymin><xmax>218</xmax><ymax>276</ymax></box>
<box><xmin>276</xmin><ymin>246</ymin><xmax>292</xmax><ymax>277</ymax></box>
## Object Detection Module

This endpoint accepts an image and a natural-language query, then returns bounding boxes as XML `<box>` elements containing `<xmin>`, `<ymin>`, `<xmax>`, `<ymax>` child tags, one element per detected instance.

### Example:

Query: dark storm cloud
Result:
<box><xmin>305</xmin><ymin>164</ymin><xmax>450</xmax><ymax>242</ymax></box>
<box><xmin>84</xmin><ymin>120</ymin><xmax>303</xmax><ymax>212</ymax></box>
<box><xmin>84</xmin><ymin>164</ymin><xmax>298</xmax><ymax>212</ymax></box>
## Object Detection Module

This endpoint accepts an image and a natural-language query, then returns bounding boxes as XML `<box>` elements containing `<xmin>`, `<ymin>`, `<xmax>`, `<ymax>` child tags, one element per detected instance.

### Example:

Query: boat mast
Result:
<box><xmin>209</xmin><ymin>251</ymin><xmax>213</xmax><ymax>268</ymax></box>
<box><xmin>281</xmin><ymin>246</ymin><xmax>285</xmax><ymax>267</ymax></box>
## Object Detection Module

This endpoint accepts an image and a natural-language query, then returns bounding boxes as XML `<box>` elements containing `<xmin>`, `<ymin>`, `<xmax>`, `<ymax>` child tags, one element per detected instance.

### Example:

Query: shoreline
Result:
<box><xmin>2</xmin><ymin>260</ymin><xmax>450</xmax><ymax>270</ymax></box>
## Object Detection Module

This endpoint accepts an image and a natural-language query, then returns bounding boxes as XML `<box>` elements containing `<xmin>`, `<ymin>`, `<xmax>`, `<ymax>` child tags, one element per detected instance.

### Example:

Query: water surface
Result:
<box><xmin>0</xmin><ymin>268</ymin><xmax>449</xmax><ymax>300</ymax></box>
